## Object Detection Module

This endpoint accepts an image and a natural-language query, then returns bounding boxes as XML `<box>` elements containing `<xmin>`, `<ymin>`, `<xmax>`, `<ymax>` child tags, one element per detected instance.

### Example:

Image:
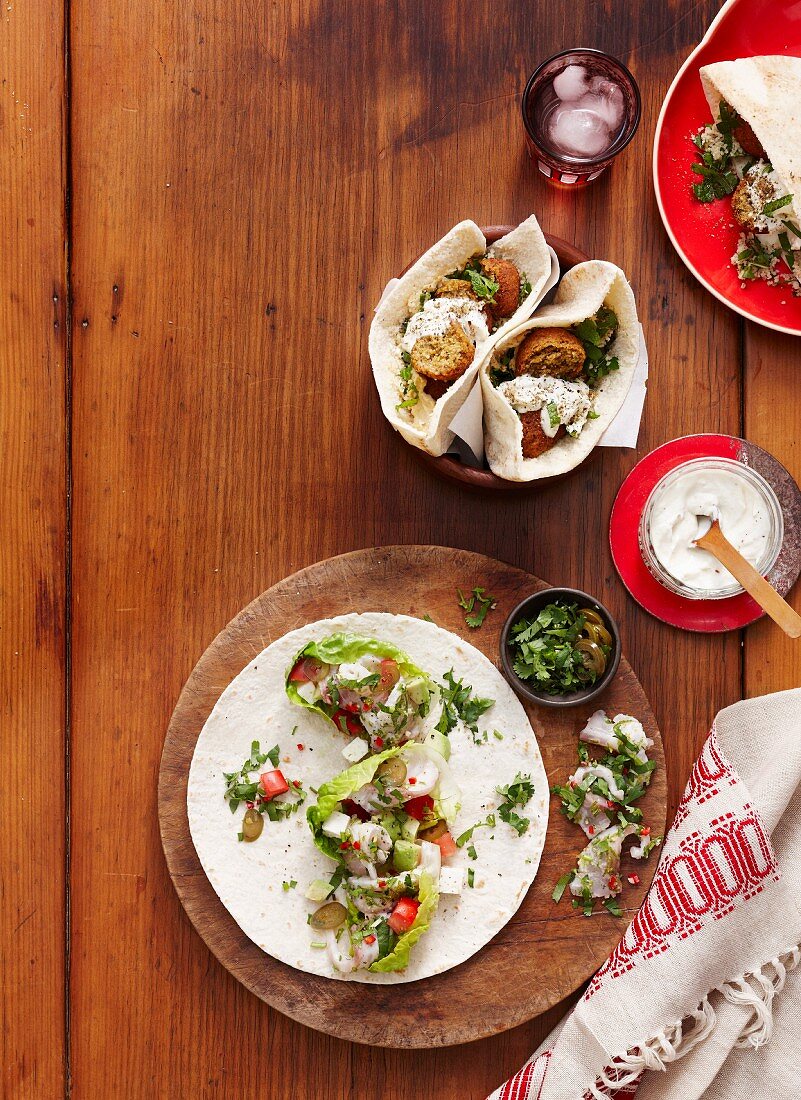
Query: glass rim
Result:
<box><xmin>521</xmin><ymin>47</ymin><xmax>642</xmax><ymax>167</ymax></box>
<box><xmin>639</xmin><ymin>457</ymin><xmax>785</xmax><ymax>600</ymax></box>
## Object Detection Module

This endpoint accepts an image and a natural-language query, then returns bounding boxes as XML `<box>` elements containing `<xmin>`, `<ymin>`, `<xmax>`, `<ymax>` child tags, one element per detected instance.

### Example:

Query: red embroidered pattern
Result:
<box><xmin>672</xmin><ymin>725</ymin><xmax>737</xmax><ymax>829</ymax></box>
<box><xmin>586</xmin><ymin>807</ymin><xmax>778</xmax><ymax>995</ymax></box>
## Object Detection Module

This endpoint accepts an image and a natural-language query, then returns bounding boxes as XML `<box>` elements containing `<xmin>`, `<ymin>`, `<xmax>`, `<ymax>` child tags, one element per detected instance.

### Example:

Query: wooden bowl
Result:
<box><xmin>405</xmin><ymin>227</ymin><xmax>590</xmax><ymax>492</ymax></box>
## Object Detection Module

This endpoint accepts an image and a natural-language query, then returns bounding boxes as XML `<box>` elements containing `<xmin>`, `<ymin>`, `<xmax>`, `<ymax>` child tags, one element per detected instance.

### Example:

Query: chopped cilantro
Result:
<box><xmin>552</xmin><ymin>871</ymin><xmax>573</xmax><ymax>903</ymax></box>
<box><xmin>507</xmin><ymin>601</ymin><xmax>610</xmax><ymax>695</ymax></box>
<box><xmin>457</xmin><ymin>585</ymin><xmax>496</xmax><ymax>629</ymax></box>
<box><xmin>436</xmin><ymin>668</ymin><xmax>494</xmax><ymax>735</ymax></box>
<box><xmin>467</xmin><ymin>867</ymin><xmax>475</xmax><ymax>888</ymax></box>
<box><xmin>519</xmin><ymin>274</ymin><xmax>532</xmax><ymax>304</ymax></box>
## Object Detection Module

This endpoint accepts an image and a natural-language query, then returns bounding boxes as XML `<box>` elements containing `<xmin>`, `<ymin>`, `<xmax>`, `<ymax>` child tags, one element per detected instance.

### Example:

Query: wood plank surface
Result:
<box><xmin>744</xmin><ymin>328</ymin><xmax>801</xmax><ymax>697</ymax></box>
<box><xmin>63</xmin><ymin>0</ymin><xmax>753</xmax><ymax>1097</ymax></box>
<box><xmin>0</xmin><ymin>0</ymin><xmax>68</xmax><ymax>1096</ymax></box>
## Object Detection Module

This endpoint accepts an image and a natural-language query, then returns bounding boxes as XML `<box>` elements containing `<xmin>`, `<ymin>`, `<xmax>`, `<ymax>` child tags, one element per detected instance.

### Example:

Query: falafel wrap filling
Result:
<box><xmin>401</xmin><ymin>296</ymin><xmax>489</xmax><ymax>353</ymax></box>
<box><xmin>498</xmin><ymin>375</ymin><xmax>592</xmax><ymax>439</ymax></box>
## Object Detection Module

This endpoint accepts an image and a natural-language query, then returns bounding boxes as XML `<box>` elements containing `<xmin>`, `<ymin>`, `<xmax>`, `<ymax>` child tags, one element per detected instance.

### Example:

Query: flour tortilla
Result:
<box><xmin>700</xmin><ymin>57</ymin><xmax>801</xmax><ymax>215</ymax></box>
<box><xmin>369</xmin><ymin>216</ymin><xmax>551</xmax><ymax>456</ymax></box>
<box><xmin>480</xmin><ymin>260</ymin><xmax>639</xmax><ymax>482</ymax></box>
<box><xmin>187</xmin><ymin>612</ymin><xmax>549</xmax><ymax>984</ymax></box>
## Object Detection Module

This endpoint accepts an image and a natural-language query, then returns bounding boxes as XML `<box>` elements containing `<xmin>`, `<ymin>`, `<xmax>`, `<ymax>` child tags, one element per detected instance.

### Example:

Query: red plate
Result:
<box><xmin>610</xmin><ymin>434</ymin><xmax>801</xmax><ymax>633</ymax></box>
<box><xmin>653</xmin><ymin>0</ymin><xmax>801</xmax><ymax>335</ymax></box>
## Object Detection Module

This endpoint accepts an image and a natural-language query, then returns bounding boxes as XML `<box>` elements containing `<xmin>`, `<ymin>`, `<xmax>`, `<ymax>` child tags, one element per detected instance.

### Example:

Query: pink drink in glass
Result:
<box><xmin>522</xmin><ymin>49</ymin><xmax>641</xmax><ymax>185</ymax></box>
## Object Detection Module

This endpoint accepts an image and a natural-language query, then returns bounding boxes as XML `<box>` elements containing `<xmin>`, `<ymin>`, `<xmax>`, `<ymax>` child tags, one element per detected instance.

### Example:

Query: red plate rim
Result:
<box><xmin>652</xmin><ymin>0</ymin><xmax>801</xmax><ymax>336</ymax></box>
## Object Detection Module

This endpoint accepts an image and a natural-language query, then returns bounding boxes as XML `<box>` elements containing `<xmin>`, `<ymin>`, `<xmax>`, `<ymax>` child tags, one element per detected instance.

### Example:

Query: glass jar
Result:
<box><xmin>639</xmin><ymin>458</ymin><xmax>784</xmax><ymax>600</ymax></box>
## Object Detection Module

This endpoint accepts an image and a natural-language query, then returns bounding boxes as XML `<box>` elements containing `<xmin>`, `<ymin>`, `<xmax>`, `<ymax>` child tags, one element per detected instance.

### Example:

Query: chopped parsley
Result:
<box><xmin>495</xmin><ymin>773</ymin><xmax>535</xmax><ymax>836</ymax></box>
<box><xmin>396</xmin><ymin>350</ymin><xmax>419</xmax><ymax>411</ymax></box>
<box><xmin>764</xmin><ymin>193</ymin><xmax>793</xmax><ymax>216</ymax></box>
<box><xmin>691</xmin><ymin>101</ymin><xmax>741</xmax><ymax>203</ymax></box>
<box><xmin>507</xmin><ymin>602</ymin><xmax>610</xmax><ymax>695</ymax></box>
<box><xmin>519</xmin><ymin>273</ymin><xmax>532</xmax><ymax>304</ymax></box>
<box><xmin>457</xmin><ymin>585</ymin><xmax>496</xmax><ymax>629</ymax></box>
<box><xmin>467</xmin><ymin>868</ymin><xmax>475</xmax><ymax>888</ymax></box>
<box><xmin>282</xmin><ymin>880</ymin><xmax>297</xmax><ymax>891</ymax></box>
<box><xmin>573</xmin><ymin>307</ymin><xmax>619</xmax><ymax>387</ymax></box>
<box><xmin>223</xmin><ymin>739</ymin><xmax>306</xmax><ymax>832</ymax></box>
<box><xmin>489</xmin><ymin>346</ymin><xmax>515</xmax><ymax>387</ymax></box>
<box><xmin>447</xmin><ymin>258</ymin><xmax>499</xmax><ymax>303</ymax></box>
<box><xmin>552</xmin><ymin>871</ymin><xmax>573</xmax><ymax>903</ymax></box>
<box><xmin>436</xmin><ymin>668</ymin><xmax>494</xmax><ymax>736</ymax></box>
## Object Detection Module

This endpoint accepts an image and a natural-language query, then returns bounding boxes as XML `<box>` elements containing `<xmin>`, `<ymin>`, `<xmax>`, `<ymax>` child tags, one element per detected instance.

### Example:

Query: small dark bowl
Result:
<box><xmin>499</xmin><ymin>587</ymin><xmax>621</xmax><ymax>709</ymax></box>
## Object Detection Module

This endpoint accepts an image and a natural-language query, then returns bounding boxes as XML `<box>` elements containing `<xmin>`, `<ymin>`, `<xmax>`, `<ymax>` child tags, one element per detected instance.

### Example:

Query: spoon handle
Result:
<box><xmin>699</xmin><ymin>522</ymin><xmax>801</xmax><ymax>639</ymax></box>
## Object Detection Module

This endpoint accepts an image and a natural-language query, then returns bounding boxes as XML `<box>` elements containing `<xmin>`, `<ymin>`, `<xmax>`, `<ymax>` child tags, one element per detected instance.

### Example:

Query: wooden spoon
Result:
<box><xmin>695</xmin><ymin>518</ymin><xmax>801</xmax><ymax>638</ymax></box>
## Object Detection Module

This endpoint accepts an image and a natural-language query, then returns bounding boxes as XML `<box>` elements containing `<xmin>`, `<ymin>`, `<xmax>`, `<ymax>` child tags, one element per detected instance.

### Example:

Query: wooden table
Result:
<box><xmin>3</xmin><ymin>2</ymin><xmax>799</xmax><ymax>1097</ymax></box>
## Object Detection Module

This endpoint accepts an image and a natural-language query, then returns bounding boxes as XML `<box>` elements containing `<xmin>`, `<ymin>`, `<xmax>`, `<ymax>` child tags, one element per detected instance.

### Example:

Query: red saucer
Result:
<box><xmin>610</xmin><ymin>435</ymin><xmax>801</xmax><ymax>633</ymax></box>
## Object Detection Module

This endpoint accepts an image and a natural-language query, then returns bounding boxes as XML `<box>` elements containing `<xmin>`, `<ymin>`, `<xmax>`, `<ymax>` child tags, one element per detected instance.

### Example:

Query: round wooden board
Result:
<box><xmin>159</xmin><ymin>546</ymin><xmax>667</xmax><ymax>1048</ymax></box>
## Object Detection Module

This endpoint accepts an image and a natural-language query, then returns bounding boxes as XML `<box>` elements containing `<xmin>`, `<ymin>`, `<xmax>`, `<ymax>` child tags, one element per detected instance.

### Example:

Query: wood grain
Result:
<box><xmin>159</xmin><ymin>546</ymin><xmax>666</xmax><ymax>1047</ymax></box>
<box><xmin>64</xmin><ymin>0</ymin><xmax>747</xmax><ymax>1097</ymax></box>
<box><xmin>0</xmin><ymin>0</ymin><xmax>67</xmax><ymax>1095</ymax></box>
<box><xmin>744</xmin><ymin>328</ymin><xmax>801</xmax><ymax>693</ymax></box>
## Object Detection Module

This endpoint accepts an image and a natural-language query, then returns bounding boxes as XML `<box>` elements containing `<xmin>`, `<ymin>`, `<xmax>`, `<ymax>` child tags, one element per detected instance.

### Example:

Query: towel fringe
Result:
<box><xmin>585</xmin><ymin>944</ymin><xmax>800</xmax><ymax>1098</ymax></box>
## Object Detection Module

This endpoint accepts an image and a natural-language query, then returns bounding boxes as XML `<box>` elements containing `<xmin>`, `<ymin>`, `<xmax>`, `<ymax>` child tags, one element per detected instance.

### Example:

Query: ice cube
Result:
<box><xmin>548</xmin><ymin>105</ymin><xmax>610</xmax><ymax>157</ymax></box>
<box><xmin>553</xmin><ymin>64</ymin><xmax>588</xmax><ymax>102</ymax></box>
<box><xmin>576</xmin><ymin>91</ymin><xmax>624</xmax><ymax>131</ymax></box>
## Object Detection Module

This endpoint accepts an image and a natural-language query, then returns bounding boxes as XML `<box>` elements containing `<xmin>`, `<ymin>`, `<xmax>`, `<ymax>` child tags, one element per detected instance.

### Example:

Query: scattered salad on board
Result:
<box><xmin>552</xmin><ymin>710</ymin><xmax>661</xmax><ymax>916</ymax></box>
<box><xmin>187</xmin><ymin>612</ymin><xmax>550</xmax><ymax>983</ymax></box>
<box><xmin>692</xmin><ymin>58</ymin><xmax>801</xmax><ymax>296</ymax></box>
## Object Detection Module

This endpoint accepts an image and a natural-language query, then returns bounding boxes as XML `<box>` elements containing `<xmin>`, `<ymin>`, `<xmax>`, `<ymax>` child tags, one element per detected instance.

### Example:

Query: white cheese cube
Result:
<box><xmin>341</xmin><ymin>737</ymin><xmax>369</xmax><ymax>763</ymax></box>
<box><xmin>294</xmin><ymin>680</ymin><xmax>317</xmax><ymax>703</ymax></box>
<box><xmin>439</xmin><ymin>866</ymin><xmax>464</xmax><ymax>895</ymax></box>
<box><xmin>321</xmin><ymin>811</ymin><xmax>351</xmax><ymax>838</ymax></box>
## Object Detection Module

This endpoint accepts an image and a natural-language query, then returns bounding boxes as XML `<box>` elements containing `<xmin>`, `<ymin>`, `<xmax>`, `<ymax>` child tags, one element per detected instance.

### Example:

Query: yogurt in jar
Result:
<box><xmin>646</xmin><ymin>460</ymin><xmax>780</xmax><ymax>594</ymax></box>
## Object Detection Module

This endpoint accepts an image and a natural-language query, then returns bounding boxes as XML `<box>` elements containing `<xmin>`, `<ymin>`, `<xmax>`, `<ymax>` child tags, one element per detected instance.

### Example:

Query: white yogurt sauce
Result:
<box><xmin>498</xmin><ymin>374</ymin><xmax>592</xmax><ymax>438</ymax></box>
<box><xmin>400</xmin><ymin>297</ymin><xmax>489</xmax><ymax>353</ymax></box>
<box><xmin>649</xmin><ymin>466</ymin><xmax>772</xmax><ymax>591</ymax></box>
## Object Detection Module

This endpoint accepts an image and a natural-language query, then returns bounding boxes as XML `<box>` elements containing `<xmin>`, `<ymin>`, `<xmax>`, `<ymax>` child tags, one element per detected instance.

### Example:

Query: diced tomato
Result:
<box><xmin>364</xmin><ymin>934</ymin><xmax>376</xmax><ymax>945</ymax></box>
<box><xmin>259</xmin><ymin>769</ymin><xmax>289</xmax><ymax>800</ymax></box>
<box><xmin>331</xmin><ymin>708</ymin><xmax>363</xmax><ymax>737</ymax></box>
<box><xmin>403</xmin><ymin>794</ymin><xmax>435</xmax><ymax>821</ymax></box>
<box><xmin>289</xmin><ymin>657</ymin><xmax>325</xmax><ymax>683</ymax></box>
<box><xmin>434</xmin><ymin>831</ymin><xmax>458</xmax><ymax>859</ymax></box>
<box><xmin>388</xmin><ymin>896</ymin><xmax>420</xmax><ymax>935</ymax></box>
<box><xmin>377</xmin><ymin>658</ymin><xmax>400</xmax><ymax>694</ymax></box>
<box><xmin>341</xmin><ymin>798</ymin><xmax>370</xmax><ymax>822</ymax></box>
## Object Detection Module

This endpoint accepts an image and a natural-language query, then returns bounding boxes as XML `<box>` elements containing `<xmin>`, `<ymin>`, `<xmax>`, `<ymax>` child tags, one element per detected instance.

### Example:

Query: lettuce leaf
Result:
<box><xmin>285</xmin><ymin>633</ymin><xmax>431</xmax><ymax>722</ymax></box>
<box><xmin>306</xmin><ymin>746</ymin><xmax>402</xmax><ymax>858</ymax></box>
<box><xmin>369</xmin><ymin>872</ymin><xmax>439</xmax><ymax>973</ymax></box>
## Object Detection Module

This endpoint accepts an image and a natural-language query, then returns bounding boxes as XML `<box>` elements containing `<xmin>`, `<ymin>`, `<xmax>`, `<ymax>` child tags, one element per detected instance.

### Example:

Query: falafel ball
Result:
<box><xmin>733</xmin><ymin>120</ymin><xmax>766</xmax><ymax>159</ymax></box>
<box><xmin>520</xmin><ymin>413</ymin><xmax>566</xmax><ymax>459</ymax></box>
<box><xmin>515</xmin><ymin>327</ymin><xmax>586</xmax><ymax>380</ymax></box>
<box><xmin>410</xmin><ymin>322</ymin><xmax>474</xmax><ymax>383</ymax></box>
<box><xmin>480</xmin><ymin>257</ymin><xmax>521</xmax><ymax>318</ymax></box>
<box><xmin>731</xmin><ymin>173</ymin><xmax>775</xmax><ymax>231</ymax></box>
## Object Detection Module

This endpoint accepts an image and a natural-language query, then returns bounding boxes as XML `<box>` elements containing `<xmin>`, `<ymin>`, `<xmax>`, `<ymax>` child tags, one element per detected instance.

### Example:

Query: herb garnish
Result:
<box><xmin>508</xmin><ymin>602</ymin><xmax>610</xmax><ymax>695</ymax></box>
<box><xmin>436</xmin><ymin>669</ymin><xmax>494</xmax><ymax>736</ymax></box>
<box><xmin>457</xmin><ymin>586</ymin><xmax>496</xmax><ymax>629</ymax></box>
<box><xmin>223</xmin><ymin>739</ymin><xmax>306</xmax><ymax>833</ymax></box>
<box><xmin>495</xmin><ymin>773</ymin><xmax>535</xmax><ymax>836</ymax></box>
<box><xmin>396</xmin><ymin>350</ymin><xmax>419</xmax><ymax>411</ymax></box>
<box><xmin>489</xmin><ymin>347</ymin><xmax>516</xmax><ymax>387</ymax></box>
<box><xmin>691</xmin><ymin>101</ymin><xmax>741</xmax><ymax>203</ymax></box>
<box><xmin>519</xmin><ymin>274</ymin><xmax>532</xmax><ymax>304</ymax></box>
<box><xmin>448</xmin><ymin>258</ymin><xmax>499</xmax><ymax>303</ymax></box>
<box><xmin>573</xmin><ymin>307</ymin><xmax>619</xmax><ymax>387</ymax></box>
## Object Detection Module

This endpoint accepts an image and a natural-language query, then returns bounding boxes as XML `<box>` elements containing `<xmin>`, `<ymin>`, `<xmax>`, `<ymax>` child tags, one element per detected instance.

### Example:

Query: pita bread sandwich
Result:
<box><xmin>694</xmin><ymin>57</ymin><xmax>801</xmax><ymax>294</ymax></box>
<box><xmin>369</xmin><ymin>216</ymin><xmax>552</xmax><ymax>455</ymax></box>
<box><xmin>480</xmin><ymin>260</ymin><xmax>639</xmax><ymax>482</ymax></box>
